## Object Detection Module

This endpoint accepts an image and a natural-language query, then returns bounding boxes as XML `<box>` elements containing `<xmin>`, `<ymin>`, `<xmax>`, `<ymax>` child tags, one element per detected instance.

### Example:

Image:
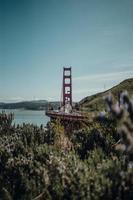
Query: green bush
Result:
<box><xmin>0</xmin><ymin>91</ymin><xmax>133</xmax><ymax>199</ymax></box>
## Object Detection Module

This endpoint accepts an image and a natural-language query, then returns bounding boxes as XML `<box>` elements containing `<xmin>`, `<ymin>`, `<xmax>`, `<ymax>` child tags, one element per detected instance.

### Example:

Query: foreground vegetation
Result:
<box><xmin>0</xmin><ymin>92</ymin><xmax>133</xmax><ymax>199</ymax></box>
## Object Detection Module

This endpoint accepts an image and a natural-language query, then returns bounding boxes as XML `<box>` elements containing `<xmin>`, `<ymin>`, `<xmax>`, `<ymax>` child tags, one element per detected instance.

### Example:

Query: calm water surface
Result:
<box><xmin>0</xmin><ymin>109</ymin><xmax>49</xmax><ymax>126</ymax></box>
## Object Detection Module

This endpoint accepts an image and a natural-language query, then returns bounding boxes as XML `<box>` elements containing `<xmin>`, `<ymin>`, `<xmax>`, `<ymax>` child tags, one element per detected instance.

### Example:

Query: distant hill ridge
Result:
<box><xmin>0</xmin><ymin>100</ymin><xmax>60</xmax><ymax>110</ymax></box>
<box><xmin>79</xmin><ymin>78</ymin><xmax>133</xmax><ymax>112</ymax></box>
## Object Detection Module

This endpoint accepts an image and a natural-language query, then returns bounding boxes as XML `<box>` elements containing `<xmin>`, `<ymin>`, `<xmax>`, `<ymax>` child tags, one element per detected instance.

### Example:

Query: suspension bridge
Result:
<box><xmin>46</xmin><ymin>67</ymin><xmax>87</xmax><ymax>122</ymax></box>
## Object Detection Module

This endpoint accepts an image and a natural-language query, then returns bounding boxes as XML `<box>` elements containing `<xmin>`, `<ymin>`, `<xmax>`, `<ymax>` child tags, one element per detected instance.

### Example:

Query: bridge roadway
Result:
<box><xmin>45</xmin><ymin>110</ymin><xmax>87</xmax><ymax>121</ymax></box>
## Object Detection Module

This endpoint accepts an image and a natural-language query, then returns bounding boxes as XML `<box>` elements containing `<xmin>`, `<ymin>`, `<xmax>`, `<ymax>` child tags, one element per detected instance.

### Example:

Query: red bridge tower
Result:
<box><xmin>63</xmin><ymin>67</ymin><xmax>72</xmax><ymax>107</ymax></box>
<box><xmin>46</xmin><ymin>67</ymin><xmax>87</xmax><ymax>123</ymax></box>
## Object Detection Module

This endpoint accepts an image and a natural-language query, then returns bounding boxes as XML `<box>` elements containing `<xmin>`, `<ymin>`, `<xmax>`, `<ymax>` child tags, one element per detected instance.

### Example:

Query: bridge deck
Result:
<box><xmin>46</xmin><ymin>110</ymin><xmax>87</xmax><ymax>121</ymax></box>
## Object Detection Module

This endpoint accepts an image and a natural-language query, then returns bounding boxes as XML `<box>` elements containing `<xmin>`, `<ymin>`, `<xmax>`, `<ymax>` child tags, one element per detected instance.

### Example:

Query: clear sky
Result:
<box><xmin>0</xmin><ymin>0</ymin><xmax>133</xmax><ymax>102</ymax></box>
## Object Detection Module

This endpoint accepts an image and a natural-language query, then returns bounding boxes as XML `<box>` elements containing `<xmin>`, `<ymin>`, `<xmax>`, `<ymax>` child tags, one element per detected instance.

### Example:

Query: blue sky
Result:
<box><xmin>0</xmin><ymin>0</ymin><xmax>133</xmax><ymax>102</ymax></box>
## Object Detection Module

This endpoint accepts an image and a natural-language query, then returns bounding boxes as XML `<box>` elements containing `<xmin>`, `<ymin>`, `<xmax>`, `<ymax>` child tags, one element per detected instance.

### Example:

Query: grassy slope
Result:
<box><xmin>79</xmin><ymin>78</ymin><xmax>133</xmax><ymax>112</ymax></box>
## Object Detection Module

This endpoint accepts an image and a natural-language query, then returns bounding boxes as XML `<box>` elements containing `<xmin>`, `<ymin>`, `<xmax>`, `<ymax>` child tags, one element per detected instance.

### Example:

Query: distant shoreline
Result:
<box><xmin>0</xmin><ymin>100</ymin><xmax>60</xmax><ymax>111</ymax></box>
<box><xmin>0</xmin><ymin>108</ymin><xmax>45</xmax><ymax>111</ymax></box>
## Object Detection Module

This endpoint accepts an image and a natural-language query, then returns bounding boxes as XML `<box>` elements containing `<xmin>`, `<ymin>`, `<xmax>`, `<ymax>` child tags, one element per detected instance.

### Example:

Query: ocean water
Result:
<box><xmin>0</xmin><ymin>109</ymin><xmax>49</xmax><ymax>126</ymax></box>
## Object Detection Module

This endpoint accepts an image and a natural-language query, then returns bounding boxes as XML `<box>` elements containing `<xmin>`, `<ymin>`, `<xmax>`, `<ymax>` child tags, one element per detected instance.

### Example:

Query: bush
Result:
<box><xmin>0</xmin><ymin>91</ymin><xmax>133</xmax><ymax>199</ymax></box>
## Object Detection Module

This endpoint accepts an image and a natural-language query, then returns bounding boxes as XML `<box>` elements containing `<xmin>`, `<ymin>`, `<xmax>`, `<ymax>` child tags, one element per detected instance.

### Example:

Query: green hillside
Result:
<box><xmin>79</xmin><ymin>78</ymin><xmax>133</xmax><ymax>112</ymax></box>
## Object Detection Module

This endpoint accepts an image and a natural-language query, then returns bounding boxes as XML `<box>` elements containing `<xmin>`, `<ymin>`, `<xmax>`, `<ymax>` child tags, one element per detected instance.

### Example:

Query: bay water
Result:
<box><xmin>0</xmin><ymin>109</ymin><xmax>49</xmax><ymax>126</ymax></box>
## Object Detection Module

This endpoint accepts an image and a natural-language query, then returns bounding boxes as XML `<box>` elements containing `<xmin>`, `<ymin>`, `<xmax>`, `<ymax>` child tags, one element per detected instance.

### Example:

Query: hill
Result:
<box><xmin>0</xmin><ymin>100</ymin><xmax>60</xmax><ymax>110</ymax></box>
<box><xmin>79</xmin><ymin>78</ymin><xmax>133</xmax><ymax>112</ymax></box>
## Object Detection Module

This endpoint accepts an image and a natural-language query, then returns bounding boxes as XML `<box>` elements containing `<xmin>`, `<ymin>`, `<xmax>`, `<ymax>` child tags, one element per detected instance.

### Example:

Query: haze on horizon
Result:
<box><xmin>0</xmin><ymin>0</ymin><xmax>133</xmax><ymax>103</ymax></box>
